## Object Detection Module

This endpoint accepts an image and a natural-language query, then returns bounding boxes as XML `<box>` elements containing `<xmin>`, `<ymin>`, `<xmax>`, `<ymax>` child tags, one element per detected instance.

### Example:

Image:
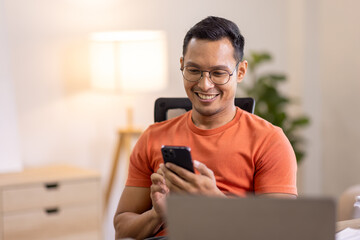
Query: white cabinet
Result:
<box><xmin>0</xmin><ymin>165</ymin><xmax>102</xmax><ymax>240</ymax></box>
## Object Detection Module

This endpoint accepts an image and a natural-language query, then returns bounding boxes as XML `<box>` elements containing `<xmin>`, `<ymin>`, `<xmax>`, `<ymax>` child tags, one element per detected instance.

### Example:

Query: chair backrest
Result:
<box><xmin>154</xmin><ymin>97</ymin><xmax>255</xmax><ymax>122</ymax></box>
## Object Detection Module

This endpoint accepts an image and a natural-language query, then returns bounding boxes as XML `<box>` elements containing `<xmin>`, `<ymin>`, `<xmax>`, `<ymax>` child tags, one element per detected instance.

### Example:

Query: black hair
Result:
<box><xmin>182</xmin><ymin>16</ymin><xmax>245</xmax><ymax>62</ymax></box>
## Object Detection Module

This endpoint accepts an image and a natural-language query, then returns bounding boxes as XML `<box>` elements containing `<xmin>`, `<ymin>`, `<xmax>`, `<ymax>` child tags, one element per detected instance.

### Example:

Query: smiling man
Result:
<box><xmin>114</xmin><ymin>16</ymin><xmax>297</xmax><ymax>240</ymax></box>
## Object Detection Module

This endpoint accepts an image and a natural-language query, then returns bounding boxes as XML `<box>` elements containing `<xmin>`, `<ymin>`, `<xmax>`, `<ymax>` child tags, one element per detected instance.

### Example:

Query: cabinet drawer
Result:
<box><xmin>1</xmin><ymin>180</ymin><xmax>99</xmax><ymax>212</ymax></box>
<box><xmin>3</xmin><ymin>203</ymin><xmax>100</xmax><ymax>240</ymax></box>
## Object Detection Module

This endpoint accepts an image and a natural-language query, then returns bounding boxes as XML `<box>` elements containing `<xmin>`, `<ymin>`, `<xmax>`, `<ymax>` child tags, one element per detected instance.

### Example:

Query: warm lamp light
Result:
<box><xmin>91</xmin><ymin>31</ymin><xmax>168</xmax><ymax>211</ymax></box>
<box><xmin>90</xmin><ymin>31</ymin><xmax>167</xmax><ymax>93</ymax></box>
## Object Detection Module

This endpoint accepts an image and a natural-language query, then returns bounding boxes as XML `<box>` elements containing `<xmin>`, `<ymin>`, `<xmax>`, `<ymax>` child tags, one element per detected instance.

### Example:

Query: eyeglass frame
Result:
<box><xmin>180</xmin><ymin>61</ymin><xmax>240</xmax><ymax>85</ymax></box>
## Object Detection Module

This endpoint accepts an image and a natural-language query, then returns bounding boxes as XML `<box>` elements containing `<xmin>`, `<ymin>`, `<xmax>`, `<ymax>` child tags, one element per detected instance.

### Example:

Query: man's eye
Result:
<box><xmin>187</xmin><ymin>68</ymin><xmax>201</xmax><ymax>74</ymax></box>
<box><xmin>212</xmin><ymin>70</ymin><xmax>228</xmax><ymax>77</ymax></box>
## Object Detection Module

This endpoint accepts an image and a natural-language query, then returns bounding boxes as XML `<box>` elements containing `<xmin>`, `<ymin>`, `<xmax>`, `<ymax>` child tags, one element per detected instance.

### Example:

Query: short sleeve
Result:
<box><xmin>253</xmin><ymin>128</ymin><xmax>298</xmax><ymax>195</ymax></box>
<box><xmin>125</xmin><ymin>128</ymin><xmax>154</xmax><ymax>188</ymax></box>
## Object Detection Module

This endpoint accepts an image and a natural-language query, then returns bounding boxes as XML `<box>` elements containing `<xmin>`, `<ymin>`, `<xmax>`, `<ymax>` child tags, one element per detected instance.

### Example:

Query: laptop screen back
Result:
<box><xmin>167</xmin><ymin>195</ymin><xmax>335</xmax><ymax>240</ymax></box>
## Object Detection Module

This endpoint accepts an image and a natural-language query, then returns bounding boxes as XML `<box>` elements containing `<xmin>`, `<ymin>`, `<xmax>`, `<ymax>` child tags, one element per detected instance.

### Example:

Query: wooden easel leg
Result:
<box><xmin>123</xmin><ymin>133</ymin><xmax>132</xmax><ymax>180</ymax></box>
<box><xmin>104</xmin><ymin>133</ymin><xmax>124</xmax><ymax>212</ymax></box>
<box><xmin>103</xmin><ymin>125</ymin><xmax>142</xmax><ymax>213</ymax></box>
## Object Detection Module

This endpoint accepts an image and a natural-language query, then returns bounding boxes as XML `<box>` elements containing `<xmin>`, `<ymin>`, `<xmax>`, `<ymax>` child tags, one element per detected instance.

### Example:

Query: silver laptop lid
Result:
<box><xmin>167</xmin><ymin>195</ymin><xmax>335</xmax><ymax>240</ymax></box>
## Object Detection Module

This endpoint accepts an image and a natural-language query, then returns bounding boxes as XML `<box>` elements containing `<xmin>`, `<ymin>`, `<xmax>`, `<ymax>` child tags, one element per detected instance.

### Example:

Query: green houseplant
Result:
<box><xmin>238</xmin><ymin>51</ymin><xmax>310</xmax><ymax>163</ymax></box>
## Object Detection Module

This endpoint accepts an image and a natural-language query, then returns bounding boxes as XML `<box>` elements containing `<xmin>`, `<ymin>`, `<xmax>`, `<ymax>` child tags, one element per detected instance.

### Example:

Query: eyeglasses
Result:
<box><xmin>180</xmin><ymin>62</ymin><xmax>239</xmax><ymax>85</ymax></box>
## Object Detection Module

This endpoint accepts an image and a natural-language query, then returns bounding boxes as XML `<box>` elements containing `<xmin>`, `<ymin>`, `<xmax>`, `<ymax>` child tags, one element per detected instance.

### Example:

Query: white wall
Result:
<box><xmin>1</xmin><ymin>0</ymin><xmax>360</xmax><ymax>238</ymax></box>
<box><xmin>0</xmin><ymin>0</ymin><xmax>22</xmax><ymax>172</ymax></box>
<box><xmin>286</xmin><ymin>0</ymin><xmax>324</xmax><ymax>196</ymax></box>
<box><xmin>319</xmin><ymin>0</ymin><xmax>360</xmax><ymax>196</ymax></box>
<box><xmin>287</xmin><ymin>0</ymin><xmax>360</xmax><ymax>197</ymax></box>
<box><xmin>1</xmin><ymin>0</ymin><xmax>293</xmax><ymax>166</ymax></box>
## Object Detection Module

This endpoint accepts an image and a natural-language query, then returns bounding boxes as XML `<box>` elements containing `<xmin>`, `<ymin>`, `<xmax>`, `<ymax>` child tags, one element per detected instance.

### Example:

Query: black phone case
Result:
<box><xmin>161</xmin><ymin>145</ymin><xmax>194</xmax><ymax>173</ymax></box>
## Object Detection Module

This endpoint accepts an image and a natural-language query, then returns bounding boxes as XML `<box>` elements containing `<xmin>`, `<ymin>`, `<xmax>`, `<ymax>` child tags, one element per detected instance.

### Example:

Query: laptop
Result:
<box><xmin>166</xmin><ymin>195</ymin><xmax>335</xmax><ymax>240</ymax></box>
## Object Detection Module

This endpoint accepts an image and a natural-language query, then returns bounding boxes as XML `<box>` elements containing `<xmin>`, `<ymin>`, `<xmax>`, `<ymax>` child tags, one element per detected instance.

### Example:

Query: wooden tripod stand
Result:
<box><xmin>104</xmin><ymin>108</ymin><xmax>142</xmax><ymax>211</ymax></box>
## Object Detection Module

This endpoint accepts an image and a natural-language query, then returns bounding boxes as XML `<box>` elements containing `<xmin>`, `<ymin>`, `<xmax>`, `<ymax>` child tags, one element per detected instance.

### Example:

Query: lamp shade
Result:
<box><xmin>90</xmin><ymin>31</ymin><xmax>167</xmax><ymax>92</ymax></box>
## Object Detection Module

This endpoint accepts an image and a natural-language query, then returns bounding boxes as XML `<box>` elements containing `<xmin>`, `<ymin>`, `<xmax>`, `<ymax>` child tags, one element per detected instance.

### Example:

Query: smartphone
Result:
<box><xmin>161</xmin><ymin>145</ymin><xmax>194</xmax><ymax>173</ymax></box>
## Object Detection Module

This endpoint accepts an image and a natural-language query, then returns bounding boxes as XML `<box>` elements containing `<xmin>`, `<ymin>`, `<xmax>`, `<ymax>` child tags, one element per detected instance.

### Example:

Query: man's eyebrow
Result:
<box><xmin>184</xmin><ymin>62</ymin><xmax>201</xmax><ymax>68</ymax></box>
<box><xmin>184</xmin><ymin>62</ymin><xmax>231</xmax><ymax>70</ymax></box>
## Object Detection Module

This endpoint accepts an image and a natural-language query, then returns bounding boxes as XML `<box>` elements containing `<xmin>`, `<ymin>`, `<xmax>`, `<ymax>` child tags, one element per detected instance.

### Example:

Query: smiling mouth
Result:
<box><xmin>196</xmin><ymin>93</ymin><xmax>219</xmax><ymax>100</ymax></box>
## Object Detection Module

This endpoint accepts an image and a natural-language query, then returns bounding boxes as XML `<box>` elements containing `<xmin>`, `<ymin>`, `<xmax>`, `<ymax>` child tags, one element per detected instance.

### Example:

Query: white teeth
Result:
<box><xmin>197</xmin><ymin>93</ymin><xmax>217</xmax><ymax>100</ymax></box>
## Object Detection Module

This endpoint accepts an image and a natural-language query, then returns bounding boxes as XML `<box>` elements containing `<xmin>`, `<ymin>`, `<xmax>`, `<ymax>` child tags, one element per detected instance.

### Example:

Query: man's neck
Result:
<box><xmin>191</xmin><ymin>106</ymin><xmax>237</xmax><ymax>130</ymax></box>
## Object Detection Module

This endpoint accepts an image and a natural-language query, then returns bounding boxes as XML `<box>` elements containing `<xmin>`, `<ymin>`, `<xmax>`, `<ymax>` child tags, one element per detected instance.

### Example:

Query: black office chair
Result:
<box><xmin>154</xmin><ymin>97</ymin><xmax>255</xmax><ymax>122</ymax></box>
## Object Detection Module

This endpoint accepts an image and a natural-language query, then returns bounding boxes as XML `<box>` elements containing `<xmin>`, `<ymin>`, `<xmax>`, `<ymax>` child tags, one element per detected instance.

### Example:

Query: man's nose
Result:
<box><xmin>198</xmin><ymin>71</ymin><xmax>214</xmax><ymax>90</ymax></box>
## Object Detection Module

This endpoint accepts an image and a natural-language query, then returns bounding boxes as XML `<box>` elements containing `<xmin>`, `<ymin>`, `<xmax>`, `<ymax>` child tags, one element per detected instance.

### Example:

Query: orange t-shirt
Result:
<box><xmin>126</xmin><ymin>107</ymin><xmax>297</xmax><ymax>196</ymax></box>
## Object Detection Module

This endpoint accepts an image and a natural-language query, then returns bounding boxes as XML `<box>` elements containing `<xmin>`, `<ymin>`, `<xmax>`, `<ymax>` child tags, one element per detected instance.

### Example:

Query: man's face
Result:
<box><xmin>181</xmin><ymin>38</ymin><xmax>247</xmax><ymax>118</ymax></box>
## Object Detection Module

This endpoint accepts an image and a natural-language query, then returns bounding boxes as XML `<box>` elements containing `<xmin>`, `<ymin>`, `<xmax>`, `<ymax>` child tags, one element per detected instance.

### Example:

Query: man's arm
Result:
<box><xmin>113</xmin><ymin>186</ymin><xmax>163</xmax><ymax>240</ymax></box>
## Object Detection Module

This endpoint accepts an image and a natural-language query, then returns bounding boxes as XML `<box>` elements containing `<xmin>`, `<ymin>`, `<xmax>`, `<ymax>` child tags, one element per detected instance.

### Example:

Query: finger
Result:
<box><xmin>151</xmin><ymin>183</ymin><xmax>167</xmax><ymax>194</ymax></box>
<box><xmin>151</xmin><ymin>172</ymin><xmax>165</xmax><ymax>184</ymax></box>
<box><xmin>164</xmin><ymin>173</ymin><xmax>197</xmax><ymax>194</ymax></box>
<box><xmin>157</xmin><ymin>164</ymin><xmax>165</xmax><ymax>176</ymax></box>
<box><xmin>163</xmin><ymin>172</ymin><xmax>188</xmax><ymax>193</ymax></box>
<box><xmin>167</xmin><ymin>181</ymin><xmax>185</xmax><ymax>193</ymax></box>
<box><xmin>151</xmin><ymin>172</ymin><xmax>163</xmax><ymax>182</ymax></box>
<box><xmin>151</xmin><ymin>175</ymin><xmax>169</xmax><ymax>194</ymax></box>
<box><xmin>165</xmin><ymin>162</ymin><xmax>194</xmax><ymax>181</ymax></box>
<box><xmin>162</xmin><ymin>165</ymin><xmax>191</xmax><ymax>191</ymax></box>
<box><xmin>161</xmin><ymin>163</ymin><xmax>178</xmax><ymax>179</ymax></box>
<box><xmin>193</xmin><ymin>160</ymin><xmax>215</xmax><ymax>179</ymax></box>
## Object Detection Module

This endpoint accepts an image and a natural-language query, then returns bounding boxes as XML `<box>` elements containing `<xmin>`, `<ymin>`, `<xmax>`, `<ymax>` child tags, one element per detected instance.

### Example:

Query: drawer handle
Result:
<box><xmin>45</xmin><ymin>208</ymin><xmax>59</xmax><ymax>214</ymax></box>
<box><xmin>45</xmin><ymin>182</ymin><xmax>59</xmax><ymax>189</ymax></box>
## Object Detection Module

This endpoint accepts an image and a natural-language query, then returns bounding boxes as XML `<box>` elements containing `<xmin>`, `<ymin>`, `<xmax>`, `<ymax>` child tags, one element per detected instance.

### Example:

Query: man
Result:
<box><xmin>114</xmin><ymin>16</ymin><xmax>297</xmax><ymax>239</ymax></box>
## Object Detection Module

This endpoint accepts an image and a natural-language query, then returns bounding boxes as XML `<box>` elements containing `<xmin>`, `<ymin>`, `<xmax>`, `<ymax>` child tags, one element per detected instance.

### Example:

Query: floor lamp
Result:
<box><xmin>89</xmin><ymin>31</ymin><xmax>168</xmax><ymax>211</ymax></box>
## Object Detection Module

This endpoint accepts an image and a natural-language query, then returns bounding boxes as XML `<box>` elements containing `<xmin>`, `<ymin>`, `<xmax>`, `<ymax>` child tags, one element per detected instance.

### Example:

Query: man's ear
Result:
<box><xmin>180</xmin><ymin>57</ymin><xmax>184</xmax><ymax>69</ymax></box>
<box><xmin>236</xmin><ymin>60</ymin><xmax>248</xmax><ymax>83</ymax></box>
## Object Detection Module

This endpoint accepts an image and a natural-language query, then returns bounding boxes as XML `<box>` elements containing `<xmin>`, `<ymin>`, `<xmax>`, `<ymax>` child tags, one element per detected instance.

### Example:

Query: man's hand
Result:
<box><xmin>160</xmin><ymin>160</ymin><xmax>225</xmax><ymax>197</ymax></box>
<box><xmin>150</xmin><ymin>167</ymin><xmax>169</xmax><ymax>220</ymax></box>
